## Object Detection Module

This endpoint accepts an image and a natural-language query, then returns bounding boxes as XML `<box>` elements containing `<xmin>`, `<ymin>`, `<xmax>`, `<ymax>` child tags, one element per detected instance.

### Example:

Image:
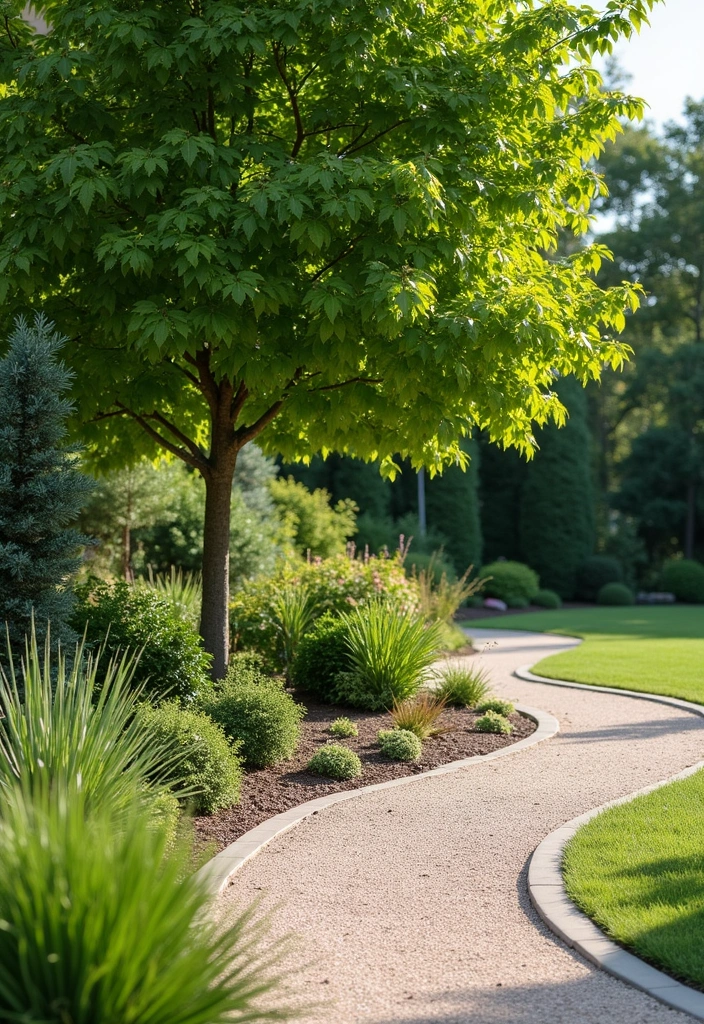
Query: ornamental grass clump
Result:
<box><xmin>475</xmin><ymin>710</ymin><xmax>513</xmax><ymax>735</ymax></box>
<box><xmin>338</xmin><ymin>600</ymin><xmax>443</xmax><ymax>711</ymax></box>
<box><xmin>329</xmin><ymin>717</ymin><xmax>358</xmax><ymax>738</ymax></box>
<box><xmin>435</xmin><ymin>665</ymin><xmax>491</xmax><ymax>708</ymax></box>
<box><xmin>307</xmin><ymin>744</ymin><xmax>361</xmax><ymax>781</ymax></box>
<box><xmin>378</xmin><ymin>729</ymin><xmax>422</xmax><ymax>762</ymax></box>
<box><xmin>476</xmin><ymin>698</ymin><xmax>515</xmax><ymax>717</ymax></box>
<box><xmin>391</xmin><ymin>691</ymin><xmax>448</xmax><ymax>740</ymax></box>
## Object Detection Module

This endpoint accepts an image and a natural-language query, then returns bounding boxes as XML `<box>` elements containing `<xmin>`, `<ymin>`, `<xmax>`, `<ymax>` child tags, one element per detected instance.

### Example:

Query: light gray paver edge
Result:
<box><xmin>521</xmin><ymin>663</ymin><xmax>704</xmax><ymax>1021</ymax></box>
<box><xmin>198</xmin><ymin>701</ymin><xmax>559</xmax><ymax>895</ymax></box>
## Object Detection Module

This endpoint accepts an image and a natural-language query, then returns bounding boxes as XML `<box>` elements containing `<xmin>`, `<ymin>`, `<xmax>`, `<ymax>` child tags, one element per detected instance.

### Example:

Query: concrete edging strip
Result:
<box><xmin>520</xmin><ymin>662</ymin><xmax>704</xmax><ymax>1021</ymax></box>
<box><xmin>198</xmin><ymin>701</ymin><xmax>559</xmax><ymax>895</ymax></box>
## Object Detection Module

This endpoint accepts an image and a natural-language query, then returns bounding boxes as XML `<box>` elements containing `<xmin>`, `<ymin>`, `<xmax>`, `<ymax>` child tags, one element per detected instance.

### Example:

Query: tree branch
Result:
<box><xmin>340</xmin><ymin>120</ymin><xmax>411</xmax><ymax>157</ymax></box>
<box><xmin>310</xmin><ymin>236</ymin><xmax>364</xmax><ymax>281</ymax></box>
<box><xmin>235</xmin><ymin>399</ymin><xmax>285</xmax><ymax>447</ymax></box>
<box><xmin>113</xmin><ymin>402</ymin><xmax>206</xmax><ymax>470</ymax></box>
<box><xmin>150</xmin><ymin>410</ymin><xmax>206</xmax><ymax>463</ymax></box>
<box><xmin>231</xmin><ymin>380</ymin><xmax>249</xmax><ymax>423</ymax></box>
<box><xmin>273</xmin><ymin>43</ymin><xmax>305</xmax><ymax>158</ymax></box>
<box><xmin>307</xmin><ymin>376</ymin><xmax>382</xmax><ymax>393</ymax></box>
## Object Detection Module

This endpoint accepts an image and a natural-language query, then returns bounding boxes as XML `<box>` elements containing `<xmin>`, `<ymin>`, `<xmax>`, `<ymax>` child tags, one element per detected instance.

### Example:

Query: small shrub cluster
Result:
<box><xmin>577</xmin><ymin>556</ymin><xmax>624</xmax><ymax>602</ymax></box>
<box><xmin>476</xmin><ymin>698</ymin><xmax>515</xmax><ymax>716</ymax></box>
<box><xmin>378</xmin><ymin>729</ymin><xmax>422</xmax><ymax>762</ymax></box>
<box><xmin>307</xmin><ymin>744</ymin><xmax>362</xmax><ymax>780</ymax></box>
<box><xmin>597</xmin><ymin>582</ymin><xmax>634</xmax><ymax>606</ymax></box>
<box><xmin>479</xmin><ymin>561</ymin><xmax>539</xmax><ymax>605</ymax></box>
<box><xmin>391</xmin><ymin>692</ymin><xmax>447</xmax><ymax>739</ymax></box>
<box><xmin>660</xmin><ymin>559</ymin><xmax>704</xmax><ymax>604</ymax></box>
<box><xmin>435</xmin><ymin>665</ymin><xmax>491</xmax><ymax>708</ymax></box>
<box><xmin>205</xmin><ymin>676</ymin><xmax>304</xmax><ymax>770</ymax></box>
<box><xmin>533</xmin><ymin>588</ymin><xmax>562</xmax><ymax>609</ymax></box>
<box><xmin>329</xmin><ymin>717</ymin><xmax>358</xmax><ymax>738</ymax></box>
<box><xmin>291</xmin><ymin>612</ymin><xmax>352</xmax><ymax>700</ymax></box>
<box><xmin>475</xmin><ymin>710</ymin><xmax>513</xmax><ymax>734</ymax></box>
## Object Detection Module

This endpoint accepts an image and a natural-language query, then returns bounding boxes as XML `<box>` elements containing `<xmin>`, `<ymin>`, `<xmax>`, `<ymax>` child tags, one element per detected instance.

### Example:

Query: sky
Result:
<box><xmin>605</xmin><ymin>0</ymin><xmax>704</xmax><ymax>127</ymax></box>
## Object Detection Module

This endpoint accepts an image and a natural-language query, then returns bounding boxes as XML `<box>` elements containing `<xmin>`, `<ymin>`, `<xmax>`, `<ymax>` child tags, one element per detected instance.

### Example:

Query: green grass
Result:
<box><xmin>564</xmin><ymin>771</ymin><xmax>704</xmax><ymax>988</ymax></box>
<box><xmin>478</xmin><ymin>607</ymin><xmax>704</xmax><ymax>704</ymax></box>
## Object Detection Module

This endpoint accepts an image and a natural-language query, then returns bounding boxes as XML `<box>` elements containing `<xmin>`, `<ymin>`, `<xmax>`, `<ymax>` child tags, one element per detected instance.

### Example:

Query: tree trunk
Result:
<box><xmin>685</xmin><ymin>480</ymin><xmax>697</xmax><ymax>560</ymax></box>
<box><xmin>121</xmin><ymin>524</ymin><xmax>132</xmax><ymax>581</ymax></box>
<box><xmin>200</xmin><ymin>464</ymin><xmax>236</xmax><ymax>680</ymax></box>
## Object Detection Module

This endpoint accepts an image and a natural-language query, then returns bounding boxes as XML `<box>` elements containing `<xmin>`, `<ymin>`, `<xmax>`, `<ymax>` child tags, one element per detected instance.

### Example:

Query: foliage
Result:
<box><xmin>476</xmin><ymin>698</ymin><xmax>515</xmax><ymax>717</ymax></box>
<box><xmin>577</xmin><ymin>556</ymin><xmax>624</xmax><ymax>602</ymax></box>
<box><xmin>390</xmin><ymin>692</ymin><xmax>448</xmax><ymax>740</ymax></box>
<box><xmin>142</xmin><ymin>567</ymin><xmax>202</xmax><ymax>629</ymax></box>
<box><xmin>480</xmin><ymin>561</ymin><xmax>539</xmax><ymax>605</ymax></box>
<box><xmin>597</xmin><ymin>581</ymin><xmax>634</xmax><ymax>606</ymax></box>
<box><xmin>660</xmin><ymin>559</ymin><xmax>704</xmax><ymax>604</ymax></box>
<box><xmin>0</xmin><ymin>628</ymin><xmax>177</xmax><ymax>814</ymax></box>
<box><xmin>425</xmin><ymin>439</ymin><xmax>483</xmax><ymax>573</ymax></box>
<box><xmin>475</xmin><ymin>710</ymin><xmax>513</xmax><ymax>734</ymax></box>
<box><xmin>0</xmin><ymin>788</ymin><xmax>280</xmax><ymax>1024</ymax></box>
<box><xmin>377</xmin><ymin>729</ymin><xmax>422</xmax><ymax>762</ymax></box>
<box><xmin>417</xmin><ymin>562</ymin><xmax>484</xmax><ymax>625</ymax></box>
<box><xmin>270</xmin><ymin>585</ymin><xmax>316</xmax><ymax>678</ymax></box>
<box><xmin>307</xmin><ymin>744</ymin><xmax>361</xmax><ymax>781</ymax></box>
<box><xmin>290</xmin><ymin>613</ymin><xmax>351</xmax><ymax>701</ymax></box>
<box><xmin>269</xmin><ymin>476</ymin><xmax>357</xmax><ymax>558</ymax></box>
<box><xmin>205</xmin><ymin>680</ymin><xmax>304</xmax><ymax>769</ymax></box>
<box><xmin>434</xmin><ymin>665</ymin><xmax>492</xmax><ymax>708</ymax></box>
<box><xmin>329</xmin><ymin>717</ymin><xmax>358</xmax><ymax>738</ymax></box>
<box><xmin>0</xmin><ymin>315</ymin><xmax>91</xmax><ymax>653</ymax></box>
<box><xmin>337</xmin><ymin>601</ymin><xmax>443</xmax><ymax>711</ymax></box>
<box><xmin>72</xmin><ymin>578</ymin><xmax>211</xmax><ymax>703</ymax></box>
<box><xmin>405</xmin><ymin>551</ymin><xmax>457</xmax><ymax>584</ymax></box>
<box><xmin>478</xmin><ymin>442</ymin><xmax>527</xmax><ymax>564</ymax></box>
<box><xmin>135</xmin><ymin>702</ymin><xmax>242</xmax><ymax>814</ymax></box>
<box><xmin>533</xmin><ymin>588</ymin><xmax>562</xmax><ymax>609</ymax></box>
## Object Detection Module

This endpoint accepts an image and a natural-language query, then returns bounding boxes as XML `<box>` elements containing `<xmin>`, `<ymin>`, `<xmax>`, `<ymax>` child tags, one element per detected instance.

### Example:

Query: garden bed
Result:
<box><xmin>192</xmin><ymin>695</ymin><xmax>535</xmax><ymax>852</ymax></box>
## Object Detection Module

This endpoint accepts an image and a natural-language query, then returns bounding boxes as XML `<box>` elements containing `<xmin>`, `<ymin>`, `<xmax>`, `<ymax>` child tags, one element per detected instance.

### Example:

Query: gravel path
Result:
<box><xmin>218</xmin><ymin>629</ymin><xmax>704</xmax><ymax>1023</ymax></box>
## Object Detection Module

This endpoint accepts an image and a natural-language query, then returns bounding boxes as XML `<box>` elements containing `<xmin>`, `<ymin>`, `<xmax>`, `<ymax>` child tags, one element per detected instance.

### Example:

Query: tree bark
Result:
<box><xmin>200</xmin><ymin>462</ymin><xmax>236</xmax><ymax>680</ymax></box>
<box><xmin>685</xmin><ymin>480</ymin><xmax>697</xmax><ymax>560</ymax></box>
<box><xmin>121</xmin><ymin>523</ymin><xmax>132</xmax><ymax>581</ymax></box>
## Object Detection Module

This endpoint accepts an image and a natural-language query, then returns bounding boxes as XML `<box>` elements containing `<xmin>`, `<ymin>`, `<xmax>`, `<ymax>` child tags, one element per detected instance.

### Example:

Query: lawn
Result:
<box><xmin>563</xmin><ymin>771</ymin><xmax>704</xmax><ymax>989</ymax></box>
<box><xmin>477</xmin><ymin>607</ymin><xmax>704</xmax><ymax>704</ymax></box>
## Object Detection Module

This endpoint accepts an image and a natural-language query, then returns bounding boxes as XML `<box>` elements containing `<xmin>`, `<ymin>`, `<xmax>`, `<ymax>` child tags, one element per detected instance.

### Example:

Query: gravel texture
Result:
<box><xmin>216</xmin><ymin>629</ymin><xmax>704</xmax><ymax>1023</ymax></box>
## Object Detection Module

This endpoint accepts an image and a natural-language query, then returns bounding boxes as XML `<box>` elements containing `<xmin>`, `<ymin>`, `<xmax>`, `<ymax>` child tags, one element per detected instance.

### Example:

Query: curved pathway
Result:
<box><xmin>218</xmin><ymin>629</ymin><xmax>704</xmax><ymax>1023</ymax></box>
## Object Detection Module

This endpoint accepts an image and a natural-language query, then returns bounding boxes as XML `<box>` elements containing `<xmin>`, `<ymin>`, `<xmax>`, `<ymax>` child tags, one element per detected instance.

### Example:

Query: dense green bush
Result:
<box><xmin>475</xmin><ymin>710</ymin><xmax>513</xmax><ymax>734</ymax></box>
<box><xmin>480</xmin><ymin>561</ymin><xmax>539</xmax><ymax>605</ymax></box>
<box><xmin>205</xmin><ymin>680</ymin><xmax>304</xmax><ymax>769</ymax></box>
<box><xmin>435</xmin><ymin>665</ymin><xmax>491</xmax><ymax>707</ymax></box>
<box><xmin>507</xmin><ymin>595</ymin><xmax>529</xmax><ymax>609</ymax></box>
<box><xmin>329</xmin><ymin>717</ymin><xmax>358</xmax><ymax>738</ymax></box>
<box><xmin>337</xmin><ymin>601</ymin><xmax>443</xmax><ymax>711</ymax></box>
<box><xmin>597</xmin><ymin>582</ymin><xmax>635</xmax><ymax>606</ymax></box>
<box><xmin>290</xmin><ymin>612</ymin><xmax>351</xmax><ymax>700</ymax></box>
<box><xmin>476</xmin><ymin>698</ymin><xmax>515</xmax><ymax>717</ymax></box>
<box><xmin>307</xmin><ymin>744</ymin><xmax>362</xmax><ymax>780</ymax></box>
<box><xmin>577</xmin><ymin>555</ymin><xmax>624</xmax><ymax>602</ymax></box>
<box><xmin>533</xmin><ymin>588</ymin><xmax>562</xmax><ymax>609</ymax></box>
<box><xmin>136</xmin><ymin>702</ymin><xmax>242</xmax><ymax>814</ymax></box>
<box><xmin>269</xmin><ymin>476</ymin><xmax>357</xmax><ymax>557</ymax></box>
<box><xmin>378</xmin><ymin>729</ymin><xmax>422</xmax><ymax>761</ymax></box>
<box><xmin>661</xmin><ymin>559</ymin><xmax>704</xmax><ymax>604</ymax></box>
<box><xmin>72</xmin><ymin>579</ymin><xmax>211</xmax><ymax>703</ymax></box>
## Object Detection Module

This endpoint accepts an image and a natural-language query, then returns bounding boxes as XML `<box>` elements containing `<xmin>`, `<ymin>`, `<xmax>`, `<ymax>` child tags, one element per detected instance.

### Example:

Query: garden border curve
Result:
<box><xmin>198</xmin><ymin>701</ymin><xmax>559</xmax><ymax>895</ymax></box>
<box><xmin>520</xmin><ymin>663</ymin><xmax>704</xmax><ymax>1022</ymax></box>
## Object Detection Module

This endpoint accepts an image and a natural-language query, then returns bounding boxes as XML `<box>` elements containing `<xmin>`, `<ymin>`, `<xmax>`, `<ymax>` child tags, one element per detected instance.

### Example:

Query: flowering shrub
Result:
<box><xmin>231</xmin><ymin>548</ymin><xmax>419</xmax><ymax>670</ymax></box>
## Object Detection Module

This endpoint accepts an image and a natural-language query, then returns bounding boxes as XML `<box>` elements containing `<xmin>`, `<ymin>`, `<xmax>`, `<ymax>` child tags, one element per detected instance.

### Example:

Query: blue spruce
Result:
<box><xmin>0</xmin><ymin>315</ymin><xmax>92</xmax><ymax>651</ymax></box>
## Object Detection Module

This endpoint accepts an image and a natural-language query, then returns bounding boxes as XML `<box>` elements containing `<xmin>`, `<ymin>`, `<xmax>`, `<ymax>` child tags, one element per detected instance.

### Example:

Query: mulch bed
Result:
<box><xmin>192</xmin><ymin>695</ymin><xmax>536</xmax><ymax>853</ymax></box>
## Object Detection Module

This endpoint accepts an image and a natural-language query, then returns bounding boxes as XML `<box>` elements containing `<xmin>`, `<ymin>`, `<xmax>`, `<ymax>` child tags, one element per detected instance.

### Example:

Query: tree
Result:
<box><xmin>0</xmin><ymin>0</ymin><xmax>653</xmax><ymax>675</ymax></box>
<box><xmin>269</xmin><ymin>477</ymin><xmax>357</xmax><ymax>557</ymax></box>
<box><xmin>0</xmin><ymin>315</ymin><xmax>92</xmax><ymax>651</ymax></box>
<box><xmin>425</xmin><ymin>440</ymin><xmax>482</xmax><ymax>574</ymax></box>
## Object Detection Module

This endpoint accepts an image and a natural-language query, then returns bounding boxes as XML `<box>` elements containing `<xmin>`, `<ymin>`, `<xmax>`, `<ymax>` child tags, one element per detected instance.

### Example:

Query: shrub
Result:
<box><xmin>307</xmin><ymin>744</ymin><xmax>362</xmax><ymax>780</ymax></box>
<box><xmin>142</xmin><ymin>567</ymin><xmax>202</xmax><ymax>629</ymax></box>
<box><xmin>291</xmin><ymin>612</ymin><xmax>352</xmax><ymax>700</ymax></box>
<box><xmin>475</xmin><ymin>710</ymin><xmax>513</xmax><ymax>734</ymax></box>
<box><xmin>72</xmin><ymin>578</ymin><xmax>211</xmax><ymax>703</ymax></box>
<box><xmin>661</xmin><ymin>559</ymin><xmax>704</xmax><ymax>604</ymax></box>
<box><xmin>337</xmin><ymin>601</ymin><xmax>443</xmax><ymax>711</ymax></box>
<box><xmin>329</xmin><ymin>717</ymin><xmax>358</xmax><ymax>738</ymax></box>
<box><xmin>391</xmin><ymin>692</ymin><xmax>448</xmax><ymax>739</ymax></box>
<box><xmin>269</xmin><ymin>475</ymin><xmax>357</xmax><ymax>557</ymax></box>
<box><xmin>507</xmin><ymin>595</ymin><xmax>529</xmax><ymax>609</ymax></box>
<box><xmin>0</xmin><ymin>790</ymin><xmax>279</xmax><ymax>1024</ymax></box>
<box><xmin>378</xmin><ymin>729</ymin><xmax>422</xmax><ymax>762</ymax></box>
<box><xmin>479</xmin><ymin>561</ymin><xmax>539</xmax><ymax>605</ymax></box>
<box><xmin>435</xmin><ymin>665</ymin><xmax>491</xmax><ymax>708</ymax></box>
<box><xmin>205</xmin><ymin>681</ymin><xmax>304</xmax><ymax>769</ymax></box>
<box><xmin>533</xmin><ymin>588</ymin><xmax>562</xmax><ymax>609</ymax></box>
<box><xmin>136</xmin><ymin>702</ymin><xmax>242</xmax><ymax>814</ymax></box>
<box><xmin>577</xmin><ymin>555</ymin><xmax>624</xmax><ymax>602</ymax></box>
<box><xmin>597</xmin><ymin>582</ymin><xmax>635</xmax><ymax>606</ymax></box>
<box><xmin>476</xmin><ymin>698</ymin><xmax>515</xmax><ymax>717</ymax></box>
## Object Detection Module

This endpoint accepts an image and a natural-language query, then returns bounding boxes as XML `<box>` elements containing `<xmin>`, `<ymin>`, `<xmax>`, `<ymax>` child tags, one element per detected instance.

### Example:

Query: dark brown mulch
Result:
<box><xmin>192</xmin><ymin>695</ymin><xmax>536</xmax><ymax>853</ymax></box>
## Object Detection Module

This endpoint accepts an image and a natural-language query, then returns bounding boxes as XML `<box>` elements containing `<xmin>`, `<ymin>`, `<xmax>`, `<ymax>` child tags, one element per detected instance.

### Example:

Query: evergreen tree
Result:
<box><xmin>426</xmin><ymin>440</ymin><xmax>483</xmax><ymax>574</ymax></box>
<box><xmin>479</xmin><ymin>442</ymin><xmax>527</xmax><ymax>564</ymax></box>
<box><xmin>519</xmin><ymin>377</ymin><xmax>595</xmax><ymax>599</ymax></box>
<box><xmin>0</xmin><ymin>315</ymin><xmax>92</xmax><ymax>651</ymax></box>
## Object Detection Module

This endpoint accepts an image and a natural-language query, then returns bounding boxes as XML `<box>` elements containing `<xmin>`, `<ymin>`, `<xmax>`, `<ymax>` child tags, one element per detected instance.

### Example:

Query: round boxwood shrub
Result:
<box><xmin>479</xmin><ymin>561</ymin><xmax>539</xmax><ymax>605</ymax></box>
<box><xmin>533</xmin><ymin>588</ymin><xmax>562</xmax><ymax>609</ymax></box>
<box><xmin>72</xmin><ymin>579</ymin><xmax>211</xmax><ymax>703</ymax></box>
<box><xmin>597</xmin><ymin>582</ymin><xmax>634</xmax><ymax>606</ymax></box>
<box><xmin>577</xmin><ymin>555</ymin><xmax>624</xmax><ymax>602</ymax></box>
<box><xmin>135</xmin><ymin>702</ymin><xmax>242</xmax><ymax>814</ymax></box>
<box><xmin>476</xmin><ymin>698</ymin><xmax>515</xmax><ymax>717</ymax></box>
<box><xmin>475</xmin><ymin>710</ymin><xmax>513</xmax><ymax>734</ymax></box>
<box><xmin>378</xmin><ymin>728</ymin><xmax>422</xmax><ymax>762</ymax></box>
<box><xmin>291</xmin><ymin>613</ymin><xmax>351</xmax><ymax>701</ymax></box>
<box><xmin>205</xmin><ymin>680</ymin><xmax>304</xmax><ymax>769</ymax></box>
<box><xmin>661</xmin><ymin>559</ymin><xmax>704</xmax><ymax>604</ymax></box>
<box><xmin>307</xmin><ymin>744</ymin><xmax>362</xmax><ymax>780</ymax></box>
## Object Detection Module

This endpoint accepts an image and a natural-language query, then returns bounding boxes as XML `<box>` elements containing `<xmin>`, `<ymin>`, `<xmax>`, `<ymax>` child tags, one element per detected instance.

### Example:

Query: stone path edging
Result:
<box><xmin>197</xmin><ymin>701</ymin><xmax>559</xmax><ymax>895</ymax></box>
<box><xmin>520</xmin><ymin>663</ymin><xmax>704</xmax><ymax>1021</ymax></box>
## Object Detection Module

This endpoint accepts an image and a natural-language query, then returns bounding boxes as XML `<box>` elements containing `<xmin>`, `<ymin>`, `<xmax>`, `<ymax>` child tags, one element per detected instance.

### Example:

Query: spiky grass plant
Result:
<box><xmin>271</xmin><ymin>585</ymin><xmax>315</xmax><ymax>677</ymax></box>
<box><xmin>417</xmin><ymin>562</ymin><xmax>485</xmax><ymax>625</ymax></box>
<box><xmin>434</xmin><ymin>664</ymin><xmax>492</xmax><ymax>708</ymax></box>
<box><xmin>0</xmin><ymin>627</ymin><xmax>181</xmax><ymax>809</ymax></box>
<box><xmin>390</xmin><ymin>691</ymin><xmax>449</xmax><ymax>740</ymax></box>
<box><xmin>144</xmin><ymin>566</ymin><xmax>202</xmax><ymax>629</ymax></box>
<box><xmin>0</xmin><ymin>786</ymin><xmax>283</xmax><ymax>1024</ymax></box>
<box><xmin>339</xmin><ymin>600</ymin><xmax>443</xmax><ymax>711</ymax></box>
